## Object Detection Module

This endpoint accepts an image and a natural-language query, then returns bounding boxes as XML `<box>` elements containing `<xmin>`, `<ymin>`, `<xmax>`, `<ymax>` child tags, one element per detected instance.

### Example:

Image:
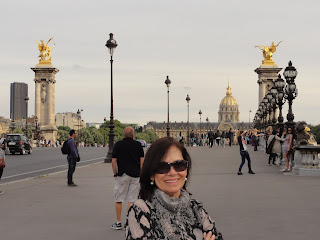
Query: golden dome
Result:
<box><xmin>220</xmin><ymin>81</ymin><xmax>238</xmax><ymax>106</ymax></box>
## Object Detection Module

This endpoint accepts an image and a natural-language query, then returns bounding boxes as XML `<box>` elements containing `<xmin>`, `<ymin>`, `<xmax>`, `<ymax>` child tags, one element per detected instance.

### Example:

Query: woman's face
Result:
<box><xmin>151</xmin><ymin>145</ymin><xmax>187</xmax><ymax>198</ymax></box>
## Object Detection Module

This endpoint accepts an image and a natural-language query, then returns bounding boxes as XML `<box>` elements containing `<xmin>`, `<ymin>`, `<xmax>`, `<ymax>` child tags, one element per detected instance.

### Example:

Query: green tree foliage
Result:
<box><xmin>57</xmin><ymin>129</ymin><xmax>69</xmax><ymax>142</ymax></box>
<box><xmin>58</xmin><ymin>126</ymin><xmax>71</xmax><ymax>132</ymax></box>
<box><xmin>310</xmin><ymin>124</ymin><xmax>320</xmax><ymax>144</ymax></box>
<box><xmin>135</xmin><ymin>130</ymin><xmax>158</xmax><ymax>143</ymax></box>
<box><xmin>13</xmin><ymin>128</ymin><xmax>24</xmax><ymax>134</ymax></box>
<box><xmin>55</xmin><ymin>120</ymin><xmax>158</xmax><ymax>145</ymax></box>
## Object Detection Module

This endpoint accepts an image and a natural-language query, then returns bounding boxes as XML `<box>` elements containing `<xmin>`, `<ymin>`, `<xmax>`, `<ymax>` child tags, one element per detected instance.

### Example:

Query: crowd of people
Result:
<box><xmin>187</xmin><ymin>128</ymin><xmax>234</xmax><ymax>147</ymax></box>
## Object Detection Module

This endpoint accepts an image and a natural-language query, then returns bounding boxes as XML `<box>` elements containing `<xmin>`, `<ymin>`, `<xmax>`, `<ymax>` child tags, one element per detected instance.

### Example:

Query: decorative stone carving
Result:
<box><xmin>40</xmin><ymin>84</ymin><xmax>47</xmax><ymax>103</ymax></box>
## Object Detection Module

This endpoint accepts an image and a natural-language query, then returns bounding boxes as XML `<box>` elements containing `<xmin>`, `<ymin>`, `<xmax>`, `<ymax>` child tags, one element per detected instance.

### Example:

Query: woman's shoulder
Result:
<box><xmin>132</xmin><ymin>199</ymin><xmax>152</xmax><ymax>212</ymax></box>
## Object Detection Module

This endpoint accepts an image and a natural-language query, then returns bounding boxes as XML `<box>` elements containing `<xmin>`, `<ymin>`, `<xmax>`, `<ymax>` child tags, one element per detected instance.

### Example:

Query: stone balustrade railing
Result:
<box><xmin>292</xmin><ymin>145</ymin><xmax>320</xmax><ymax>176</ymax></box>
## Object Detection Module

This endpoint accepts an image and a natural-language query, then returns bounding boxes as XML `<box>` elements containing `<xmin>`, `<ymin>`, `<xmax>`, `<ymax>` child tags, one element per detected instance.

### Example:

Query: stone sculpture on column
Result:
<box><xmin>31</xmin><ymin>38</ymin><xmax>58</xmax><ymax>142</ymax></box>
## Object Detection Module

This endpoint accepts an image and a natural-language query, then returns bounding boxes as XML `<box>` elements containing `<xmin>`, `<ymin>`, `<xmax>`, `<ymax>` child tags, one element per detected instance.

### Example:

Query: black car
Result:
<box><xmin>6</xmin><ymin>134</ymin><xmax>32</xmax><ymax>155</ymax></box>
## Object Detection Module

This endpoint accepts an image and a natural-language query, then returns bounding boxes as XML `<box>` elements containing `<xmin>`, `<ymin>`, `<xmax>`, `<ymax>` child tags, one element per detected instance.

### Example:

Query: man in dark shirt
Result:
<box><xmin>67</xmin><ymin>129</ymin><xmax>79</xmax><ymax>186</ymax></box>
<box><xmin>111</xmin><ymin>126</ymin><xmax>144</xmax><ymax>230</ymax></box>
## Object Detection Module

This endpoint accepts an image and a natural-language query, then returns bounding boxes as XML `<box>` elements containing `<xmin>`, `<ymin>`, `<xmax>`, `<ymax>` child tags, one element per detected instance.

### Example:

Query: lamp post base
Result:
<box><xmin>105</xmin><ymin>151</ymin><xmax>112</xmax><ymax>163</ymax></box>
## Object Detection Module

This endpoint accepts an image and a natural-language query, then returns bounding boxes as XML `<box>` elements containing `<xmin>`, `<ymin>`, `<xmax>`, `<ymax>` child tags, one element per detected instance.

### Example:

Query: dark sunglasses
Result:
<box><xmin>288</xmin><ymin>130</ymin><xmax>292</xmax><ymax>132</ymax></box>
<box><xmin>155</xmin><ymin>160</ymin><xmax>188</xmax><ymax>174</ymax></box>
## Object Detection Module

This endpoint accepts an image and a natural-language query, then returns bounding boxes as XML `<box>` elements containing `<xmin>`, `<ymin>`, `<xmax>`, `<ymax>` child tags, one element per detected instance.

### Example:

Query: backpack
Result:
<box><xmin>61</xmin><ymin>139</ymin><xmax>70</xmax><ymax>155</ymax></box>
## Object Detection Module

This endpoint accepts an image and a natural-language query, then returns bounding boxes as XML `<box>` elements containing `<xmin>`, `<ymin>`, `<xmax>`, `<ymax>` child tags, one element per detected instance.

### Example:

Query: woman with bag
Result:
<box><xmin>267</xmin><ymin>130</ymin><xmax>283</xmax><ymax>166</ymax></box>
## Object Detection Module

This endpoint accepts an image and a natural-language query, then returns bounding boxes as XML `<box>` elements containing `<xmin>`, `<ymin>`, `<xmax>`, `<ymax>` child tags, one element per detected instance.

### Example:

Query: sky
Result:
<box><xmin>0</xmin><ymin>0</ymin><xmax>319</xmax><ymax>126</ymax></box>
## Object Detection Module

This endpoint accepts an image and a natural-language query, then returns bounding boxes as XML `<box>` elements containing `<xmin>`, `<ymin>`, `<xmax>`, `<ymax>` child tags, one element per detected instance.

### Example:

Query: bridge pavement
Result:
<box><xmin>0</xmin><ymin>144</ymin><xmax>319</xmax><ymax>240</ymax></box>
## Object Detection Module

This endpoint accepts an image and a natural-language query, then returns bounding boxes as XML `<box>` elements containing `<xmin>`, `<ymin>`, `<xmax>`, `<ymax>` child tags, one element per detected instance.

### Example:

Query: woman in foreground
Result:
<box><xmin>125</xmin><ymin>137</ymin><xmax>223</xmax><ymax>240</ymax></box>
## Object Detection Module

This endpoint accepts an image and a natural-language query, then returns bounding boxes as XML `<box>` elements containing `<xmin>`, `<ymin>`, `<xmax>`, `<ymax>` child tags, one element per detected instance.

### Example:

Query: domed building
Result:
<box><xmin>218</xmin><ymin>81</ymin><xmax>239</xmax><ymax>124</ymax></box>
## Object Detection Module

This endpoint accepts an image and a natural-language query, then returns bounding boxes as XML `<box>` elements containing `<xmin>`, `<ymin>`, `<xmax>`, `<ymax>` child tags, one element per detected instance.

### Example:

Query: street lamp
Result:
<box><xmin>25</xmin><ymin>96</ymin><xmax>29</xmax><ymax>137</ymax></box>
<box><xmin>270</xmin><ymin>86</ymin><xmax>278</xmax><ymax>126</ymax></box>
<box><xmin>249</xmin><ymin>109</ymin><xmax>252</xmax><ymax>129</ymax></box>
<box><xmin>165</xmin><ymin>76</ymin><xmax>171</xmax><ymax>137</ymax></box>
<box><xmin>10</xmin><ymin>120</ymin><xmax>16</xmax><ymax>133</ymax></box>
<box><xmin>283</xmin><ymin>61</ymin><xmax>298</xmax><ymax>131</ymax></box>
<box><xmin>186</xmin><ymin>94</ymin><xmax>191</xmax><ymax>146</ymax></box>
<box><xmin>206</xmin><ymin>117</ymin><xmax>209</xmax><ymax>131</ymax></box>
<box><xmin>76</xmin><ymin>109</ymin><xmax>83</xmax><ymax>144</ymax></box>
<box><xmin>199</xmin><ymin>109</ymin><xmax>202</xmax><ymax>145</ymax></box>
<box><xmin>266</xmin><ymin>92</ymin><xmax>273</xmax><ymax>125</ymax></box>
<box><xmin>103</xmin><ymin>117</ymin><xmax>107</xmax><ymax>147</ymax></box>
<box><xmin>275</xmin><ymin>74</ymin><xmax>286</xmax><ymax>128</ymax></box>
<box><xmin>105</xmin><ymin>33</ymin><xmax>118</xmax><ymax>163</ymax></box>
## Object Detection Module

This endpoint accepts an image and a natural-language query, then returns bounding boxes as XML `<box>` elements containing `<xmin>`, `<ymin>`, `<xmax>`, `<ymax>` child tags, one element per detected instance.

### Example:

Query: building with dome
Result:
<box><xmin>218</xmin><ymin>81</ymin><xmax>239</xmax><ymax>123</ymax></box>
<box><xmin>144</xmin><ymin>81</ymin><xmax>248</xmax><ymax>139</ymax></box>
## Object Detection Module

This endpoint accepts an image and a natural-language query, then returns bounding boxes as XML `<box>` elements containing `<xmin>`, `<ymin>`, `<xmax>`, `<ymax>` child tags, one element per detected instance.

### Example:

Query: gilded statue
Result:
<box><xmin>255</xmin><ymin>41</ymin><xmax>282</xmax><ymax>65</ymax></box>
<box><xmin>35</xmin><ymin>38</ymin><xmax>55</xmax><ymax>64</ymax></box>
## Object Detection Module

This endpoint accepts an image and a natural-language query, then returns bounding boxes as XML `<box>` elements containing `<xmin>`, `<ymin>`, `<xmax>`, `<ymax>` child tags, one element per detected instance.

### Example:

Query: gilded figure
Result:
<box><xmin>35</xmin><ymin>38</ymin><xmax>55</xmax><ymax>64</ymax></box>
<box><xmin>255</xmin><ymin>41</ymin><xmax>282</xmax><ymax>65</ymax></box>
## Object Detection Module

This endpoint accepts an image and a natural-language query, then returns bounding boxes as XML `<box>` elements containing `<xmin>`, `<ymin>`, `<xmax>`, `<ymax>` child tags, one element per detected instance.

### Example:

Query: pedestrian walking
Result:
<box><xmin>111</xmin><ymin>126</ymin><xmax>144</xmax><ymax>230</ymax></box>
<box><xmin>190</xmin><ymin>130</ymin><xmax>195</xmax><ymax>146</ymax></box>
<box><xmin>227</xmin><ymin>128</ymin><xmax>233</xmax><ymax>146</ymax></box>
<box><xmin>216</xmin><ymin>130</ymin><xmax>221</xmax><ymax>146</ymax></box>
<box><xmin>267</xmin><ymin>129</ymin><xmax>284</xmax><ymax>166</ymax></box>
<box><xmin>221</xmin><ymin>131</ymin><xmax>226</xmax><ymax>147</ymax></box>
<box><xmin>208</xmin><ymin>129</ymin><xmax>214</xmax><ymax>148</ymax></box>
<box><xmin>237</xmin><ymin>130</ymin><xmax>255</xmax><ymax>175</ymax></box>
<box><xmin>0</xmin><ymin>139</ymin><xmax>6</xmax><ymax>195</ymax></box>
<box><xmin>125</xmin><ymin>137</ymin><xmax>223</xmax><ymax>240</ymax></box>
<box><xmin>251</xmin><ymin>128</ymin><xmax>259</xmax><ymax>151</ymax></box>
<box><xmin>66</xmin><ymin>129</ymin><xmax>80</xmax><ymax>186</ymax></box>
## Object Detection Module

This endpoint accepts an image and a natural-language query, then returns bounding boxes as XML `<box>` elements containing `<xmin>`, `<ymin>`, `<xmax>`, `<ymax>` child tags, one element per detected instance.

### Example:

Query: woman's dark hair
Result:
<box><xmin>272</xmin><ymin>129</ymin><xmax>277</xmax><ymax>135</ymax></box>
<box><xmin>139</xmin><ymin>137</ymin><xmax>192</xmax><ymax>201</ymax></box>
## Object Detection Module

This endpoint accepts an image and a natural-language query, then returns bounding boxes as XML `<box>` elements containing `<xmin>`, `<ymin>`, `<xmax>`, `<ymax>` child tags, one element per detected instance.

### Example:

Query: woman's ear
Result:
<box><xmin>150</xmin><ymin>176</ymin><xmax>155</xmax><ymax>181</ymax></box>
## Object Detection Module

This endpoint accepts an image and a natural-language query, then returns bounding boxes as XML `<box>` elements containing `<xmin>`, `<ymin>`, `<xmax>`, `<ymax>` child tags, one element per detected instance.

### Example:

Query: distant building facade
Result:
<box><xmin>55</xmin><ymin>112</ymin><xmax>86</xmax><ymax>130</ymax></box>
<box><xmin>145</xmin><ymin>121</ymin><xmax>250</xmax><ymax>139</ymax></box>
<box><xmin>86</xmin><ymin>122</ymin><xmax>103</xmax><ymax>129</ymax></box>
<box><xmin>10</xmin><ymin>82</ymin><xmax>28</xmax><ymax>120</ymax></box>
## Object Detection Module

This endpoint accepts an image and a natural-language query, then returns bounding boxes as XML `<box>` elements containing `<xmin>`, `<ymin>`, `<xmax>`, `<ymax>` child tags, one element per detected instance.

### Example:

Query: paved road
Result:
<box><xmin>1</xmin><ymin>147</ymin><xmax>107</xmax><ymax>184</ymax></box>
<box><xmin>1</xmin><ymin>144</ymin><xmax>320</xmax><ymax>240</ymax></box>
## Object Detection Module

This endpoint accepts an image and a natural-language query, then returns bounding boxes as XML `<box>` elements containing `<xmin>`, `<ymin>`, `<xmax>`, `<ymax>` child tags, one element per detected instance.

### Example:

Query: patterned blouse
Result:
<box><xmin>125</xmin><ymin>189</ymin><xmax>223</xmax><ymax>240</ymax></box>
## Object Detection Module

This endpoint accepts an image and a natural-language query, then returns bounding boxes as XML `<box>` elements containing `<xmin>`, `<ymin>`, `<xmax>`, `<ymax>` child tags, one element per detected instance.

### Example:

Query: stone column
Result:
<box><xmin>255</xmin><ymin>65</ymin><xmax>282</xmax><ymax>123</ymax></box>
<box><xmin>31</xmin><ymin>65</ymin><xmax>59</xmax><ymax>142</ymax></box>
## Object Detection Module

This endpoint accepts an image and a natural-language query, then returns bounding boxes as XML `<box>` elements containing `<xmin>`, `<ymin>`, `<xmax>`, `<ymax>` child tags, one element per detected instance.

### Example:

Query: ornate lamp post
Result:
<box><xmin>165</xmin><ymin>76</ymin><xmax>171</xmax><ymax>137</ymax></box>
<box><xmin>186</xmin><ymin>94</ymin><xmax>191</xmax><ymax>146</ymax></box>
<box><xmin>249</xmin><ymin>109</ymin><xmax>252</xmax><ymax>129</ymax></box>
<box><xmin>199</xmin><ymin>109</ymin><xmax>202</xmax><ymax>145</ymax></box>
<box><xmin>275</xmin><ymin>74</ymin><xmax>286</xmax><ymax>128</ymax></box>
<box><xmin>76</xmin><ymin>109</ymin><xmax>83</xmax><ymax>144</ymax></box>
<box><xmin>262</xmin><ymin>97</ymin><xmax>269</xmax><ymax>130</ymax></box>
<box><xmin>283</xmin><ymin>61</ymin><xmax>298</xmax><ymax>131</ymax></box>
<box><xmin>266</xmin><ymin>92</ymin><xmax>273</xmax><ymax>125</ymax></box>
<box><xmin>105</xmin><ymin>33</ymin><xmax>118</xmax><ymax>163</ymax></box>
<box><xmin>10</xmin><ymin>120</ymin><xmax>16</xmax><ymax>133</ymax></box>
<box><xmin>25</xmin><ymin>96</ymin><xmax>29</xmax><ymax>137</ymax></box>
<box><xmin>103</xmin><ymin>117</ymin><xmax>107</xmax><ymax>147</ymax></box>
<box><xmin>206</xmin><ymin>117</ymin><xmax>209</xmax><ymax>131</ymax></box>
<box><xmin>270</xmin><ymin>86</ymin><xmax>278</xmax><ymax>126</ymax></box>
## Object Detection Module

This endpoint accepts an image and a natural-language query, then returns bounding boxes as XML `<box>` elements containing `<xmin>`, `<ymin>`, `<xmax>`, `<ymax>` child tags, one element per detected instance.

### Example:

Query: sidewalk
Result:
<box><xmin>1</xmin><ymin>145</ymin><xmax>320</xmax><ymax>240</ymax></box>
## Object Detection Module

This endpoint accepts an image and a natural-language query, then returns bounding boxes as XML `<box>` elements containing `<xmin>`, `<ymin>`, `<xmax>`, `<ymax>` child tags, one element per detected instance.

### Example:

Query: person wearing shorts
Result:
<box><xmin>111</xmin><ymin>126</ymin><xmax>144</xmax><ymax>230</ymax></box>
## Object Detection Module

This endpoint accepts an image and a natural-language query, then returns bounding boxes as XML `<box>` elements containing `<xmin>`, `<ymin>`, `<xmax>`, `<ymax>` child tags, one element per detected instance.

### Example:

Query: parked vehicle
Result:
<box><xmin>137</xmin><ymin>139</ymin><xmax>147</xmax><ymax>148</ymax></box>
<box><xmin>6</xmin><ymin>134</ymin><xmax>32</xmax><ymax>155</ymax></box>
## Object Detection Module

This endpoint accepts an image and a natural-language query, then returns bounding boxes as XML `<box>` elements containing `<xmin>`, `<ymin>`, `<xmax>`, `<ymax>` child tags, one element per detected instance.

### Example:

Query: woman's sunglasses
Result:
<box><xmin>155</xmin><ymin>160</ymin><xmax>188</xmax><ymax>174</ymax></box>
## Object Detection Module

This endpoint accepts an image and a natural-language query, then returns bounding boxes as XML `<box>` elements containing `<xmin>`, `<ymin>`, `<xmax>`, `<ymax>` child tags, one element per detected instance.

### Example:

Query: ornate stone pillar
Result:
<box><xmin>31</xmin><ymin>66</ymin><xmax>59</xmax><ymax>142</ymax></box>
<box><xmin>255</xmin><ymin>65</ymin><xmax>282</xmax><ymax>105</ymax></box>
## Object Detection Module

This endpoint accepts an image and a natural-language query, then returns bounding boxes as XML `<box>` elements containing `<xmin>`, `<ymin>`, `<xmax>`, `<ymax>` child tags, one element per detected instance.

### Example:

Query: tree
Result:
<box><xmin>57</xmin><ymin>129</ymin><xmax>69</xmax><ymax>142</ymax></box>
